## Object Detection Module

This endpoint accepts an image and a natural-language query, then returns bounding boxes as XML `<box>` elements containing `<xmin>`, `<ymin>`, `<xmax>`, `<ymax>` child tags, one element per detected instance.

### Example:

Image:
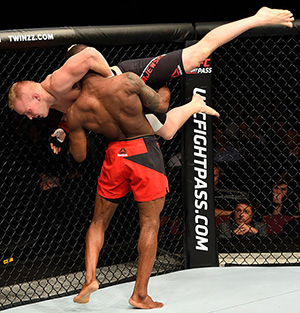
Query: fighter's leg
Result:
<box><xmin>74</xmin><ymin>194</ymin><xmax>118</xmax><ymax>304</ymax></box>
<box><xmin>129</xmin><ymin>196</ymin><xmax>165</xmax><ymax>309</ymax></box>
<box><xmin>182</xmin><ymin>7</ymin><xmax>294</xmax><ymax>72</ymax></box>
<box><xmin>155</xmin><ymin>93</ymin><xmax>219</xmax><ymax>140</ymax></box>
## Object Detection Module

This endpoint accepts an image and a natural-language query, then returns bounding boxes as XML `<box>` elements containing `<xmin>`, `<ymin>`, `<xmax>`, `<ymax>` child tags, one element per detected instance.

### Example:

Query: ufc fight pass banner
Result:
<box><xmin>182</xmin><ymin>41</ymin><xmax>218</xmax><ymax>268</ymax></box>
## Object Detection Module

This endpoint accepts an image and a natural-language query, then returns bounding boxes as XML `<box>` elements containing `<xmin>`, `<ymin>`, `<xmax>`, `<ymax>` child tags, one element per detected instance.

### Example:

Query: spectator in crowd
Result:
<box><xmin>259</xmin><ymin>174</ymin><xmax>299</xmax><ymax>218</ymax></box>
<box><xmin>272</xmin><ymin>180</ymin><xmax>291</xmax><ymax>216</ymax></box>
<box><xmin>39</xmin><ymin>173</ymin><xmax>60</xmax><ymax>191</ymax></box>
<box><xmin>218</xmin><ymin>200</ymin><xmax>267</xmax><ymax>239</ymax></box>
<box><xmin>254</xmin><ymin>173</ymin><xmax>300</xmax><ymax>236</ymax></box>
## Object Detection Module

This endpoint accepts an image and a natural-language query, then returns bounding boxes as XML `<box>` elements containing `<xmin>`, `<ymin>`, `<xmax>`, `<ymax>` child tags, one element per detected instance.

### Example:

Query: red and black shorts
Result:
<box><xmin>117</xmin><ymin>49</ymin><xmax>184</xmax><ymax>90</ymax></box>
<box><xmin>97</xmin><ymin>136</ymin><xmax>169</xmax><ymax>203</ymax></box>
<box><xmin>117</xmin><ymin>50</ymin><xmax>184</xmax><ymax>130</ymax></box>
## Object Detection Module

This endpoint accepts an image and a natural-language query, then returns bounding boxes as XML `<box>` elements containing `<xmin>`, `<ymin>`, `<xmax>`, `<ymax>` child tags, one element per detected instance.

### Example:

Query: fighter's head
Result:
<box><xmin>66</xmin><ymin>44</ymin><xmax>89</xmax><ymax>59</ymax></box>
<box><xmin>8</xmin><ymin>81</ymin><xmax>50</xmax><ymax>119</ymax></box>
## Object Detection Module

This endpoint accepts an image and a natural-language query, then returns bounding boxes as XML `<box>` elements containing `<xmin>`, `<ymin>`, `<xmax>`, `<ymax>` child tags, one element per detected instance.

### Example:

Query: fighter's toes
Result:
<box><xmin>192</xmin><ymin>94</ymin><xmax>220</xmax><ymax>117</ymax></box>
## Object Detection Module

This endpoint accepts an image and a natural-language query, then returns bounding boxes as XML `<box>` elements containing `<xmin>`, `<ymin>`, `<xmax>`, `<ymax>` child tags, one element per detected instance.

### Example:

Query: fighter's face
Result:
<box><xmin>15</xmin><ymin>98</ymin><xmax>49</xmax><ymax>120</ymax></box>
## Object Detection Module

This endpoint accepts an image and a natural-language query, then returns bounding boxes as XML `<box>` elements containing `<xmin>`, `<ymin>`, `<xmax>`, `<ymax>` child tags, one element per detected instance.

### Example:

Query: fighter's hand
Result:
<box><xmin>49</xmin><ymin>128</ymin><xmax>66</xmax><ymax>154</ymax></box>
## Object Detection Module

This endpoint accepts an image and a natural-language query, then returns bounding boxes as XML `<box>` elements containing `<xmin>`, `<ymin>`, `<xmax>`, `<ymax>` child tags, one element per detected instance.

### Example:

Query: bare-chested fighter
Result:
<box><xmin>9</xmin><ymin>7</ymin><xmax>294</xmax><ymax>142</ymax></box>
<box><xmin>66</xmin><ymin>71</ymin><xmax>218</xmax><ymax>309</ymax></box>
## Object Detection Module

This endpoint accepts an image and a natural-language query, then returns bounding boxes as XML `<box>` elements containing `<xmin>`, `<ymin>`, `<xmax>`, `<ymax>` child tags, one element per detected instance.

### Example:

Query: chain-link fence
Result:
<box><xmin>213</xmin><ymin>34</ymin><xmax>300</xmax><ymax>266</ymax></box>
<box><xmin>0</xmin><ymin>23</ymin><xmax>299</xmax><ymax>310</ymax></box>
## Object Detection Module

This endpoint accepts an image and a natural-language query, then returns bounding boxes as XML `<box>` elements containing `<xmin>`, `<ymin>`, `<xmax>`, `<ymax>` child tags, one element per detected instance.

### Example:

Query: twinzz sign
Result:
<box><xmin>182</xmin><ymin>41</ymin><xmax>218</xmax><ymax>268</ymax></box>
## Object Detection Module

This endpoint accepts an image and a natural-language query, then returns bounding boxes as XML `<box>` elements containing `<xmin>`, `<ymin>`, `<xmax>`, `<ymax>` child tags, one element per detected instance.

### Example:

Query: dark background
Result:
<box><xmin>0</xmin><ymin>1</ymin><xmax>298</xmax><ymax>30</ymax></box>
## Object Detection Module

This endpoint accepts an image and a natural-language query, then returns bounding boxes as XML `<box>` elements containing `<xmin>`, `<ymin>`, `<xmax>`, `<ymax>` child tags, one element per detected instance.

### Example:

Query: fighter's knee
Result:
<box><xmin>140</xmin><ymin>220</ymin><xmax>160</xmax><ymax>233</ymax></box>
<box><xmin>91</xmin><ymin>214</ymin><xmax>111</xmax><ymax>230</ymax></box>
<box><xmin>163</xmin><ymin>133</ymin><xmax>175</xmax><ymax>141</ymax></box>
<box><xmin>155</xmin><ymin>127</ymin><xmax>175</xmax><ymax>141</ymax></box>
<box><xmin>183</xmin><ymin>45</ymin><xmax>211</xmax><ymax>72</ymax></box>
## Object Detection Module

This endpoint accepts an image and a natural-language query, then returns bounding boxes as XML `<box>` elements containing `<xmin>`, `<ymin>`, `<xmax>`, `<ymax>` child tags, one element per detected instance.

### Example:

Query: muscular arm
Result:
<box><xmin>126</xmin><ymin>72</ymin><xmax>166</xmax><ymax>113</ymax></box>
<box><xmin>50</xmin><ymin>47</ymin><xmax>112</xmax><ymax>94</ymax></box>
<box><xmin>68</xmin><ymin>115</ymin><xmax>87</xmax><ymax>162</ymax></box>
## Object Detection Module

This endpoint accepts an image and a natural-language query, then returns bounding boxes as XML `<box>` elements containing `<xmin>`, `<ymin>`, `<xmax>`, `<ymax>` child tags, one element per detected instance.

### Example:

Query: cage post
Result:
<box><xmin>182</xmin><ymin>41</ymin><xmax>218</xmax><ymax>268</ymax></box>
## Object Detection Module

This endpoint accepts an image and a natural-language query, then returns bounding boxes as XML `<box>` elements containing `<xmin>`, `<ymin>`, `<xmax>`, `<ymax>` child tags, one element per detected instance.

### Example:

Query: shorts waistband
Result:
<box><xmin>111</xmin><ymin>135</ymin><xmax>156</xmax><ymax>143</ymax></box>
<box><xmin>120</xmin><ymin>135</ymin><xmax>155</xmax><ymax>141</ymax></box>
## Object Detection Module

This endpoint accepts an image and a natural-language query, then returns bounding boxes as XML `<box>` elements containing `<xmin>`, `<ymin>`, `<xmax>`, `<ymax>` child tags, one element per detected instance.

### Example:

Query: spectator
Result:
<box><xmin>39</xmin><ymin>173</ymin><xmax>60</xmax><ymax>191</ymax></box>
<box><xmin>259</xmin><ymin>174</ymin><xmax>299</xmax><ymax>218</ymax></box>
<box><xmin>258</xmin><ymin>174</ymin><xmax>299</xmax><ymax>236</ymax></box>
<box><xmin>218</xmin><ymin>200</ymin><xmax>267</xmax><ymax>239</ymax></box>
<box><xmin>272</xmin><ymin>181</ymin><xmax>290</xmax><ymax>215</ymax></box>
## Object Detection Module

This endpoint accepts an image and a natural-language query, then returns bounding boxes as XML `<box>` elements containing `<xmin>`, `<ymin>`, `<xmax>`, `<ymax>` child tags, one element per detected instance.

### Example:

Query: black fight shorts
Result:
<box><xmin>118</xmin><ymin>50</ymin><xmax>184</xmax><ymax>131</ymax></box>
<box><xmin>117</xmin><ymin>49</ymin><xmax>184</xmax><ymax>90</ymax></box>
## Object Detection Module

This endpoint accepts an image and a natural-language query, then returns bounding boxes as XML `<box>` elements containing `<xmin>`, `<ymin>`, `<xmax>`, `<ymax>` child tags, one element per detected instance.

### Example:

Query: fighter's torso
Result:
<box><xmin>67</xmin><ymin>74</ymin><xmax>154</xmax><ymax>141</ymax></box>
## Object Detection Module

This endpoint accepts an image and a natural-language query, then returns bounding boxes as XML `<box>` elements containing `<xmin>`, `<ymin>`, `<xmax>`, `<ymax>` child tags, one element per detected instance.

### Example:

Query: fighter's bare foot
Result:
<box><xmin>129</xmin><ymin>295</ymin><xmax>164</xmax><ymax>309</ymax></box>
<box><xmin>255</xmin><ymin>7</ymin><xmax>294</xmax><ymax>28</ymax></box>
<box><xmin>73</xmin><ymin>280</ymin><xmax>99</xmax><ymax>304</ymax></box>
<box><xmin>191</xmin><ymin>93</ymin><xmax>220</xmax><ymax>117</ymax></box>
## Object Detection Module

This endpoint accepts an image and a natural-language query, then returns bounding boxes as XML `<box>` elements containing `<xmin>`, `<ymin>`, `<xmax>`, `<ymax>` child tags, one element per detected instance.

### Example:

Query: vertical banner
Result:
<box><xmin>182</xmin><ymin>41</ymin><xmax>218</xmax><ymax>268</ymax></box>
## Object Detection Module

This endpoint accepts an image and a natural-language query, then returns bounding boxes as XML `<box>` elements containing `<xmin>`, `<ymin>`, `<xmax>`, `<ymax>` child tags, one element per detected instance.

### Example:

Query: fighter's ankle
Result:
<box><xmin>85</xmin><ymin>278</ymin><xmax>96</xmax><ymax>285</ymax></box>
<box><xmin>132</xmin><ymin>292</ymin><xmax>148</xmax><ymax>301</ymax></box>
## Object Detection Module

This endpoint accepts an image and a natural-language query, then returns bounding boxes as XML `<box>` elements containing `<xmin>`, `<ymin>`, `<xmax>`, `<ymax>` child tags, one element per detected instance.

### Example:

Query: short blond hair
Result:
<box><xmin>8</xmin><ymin>83</ymin><xmax>18</xmax><ymax>110</ymax></box>
<box><xmin>8</xmin><ymin>81</ymin><xmax>35</xmax><ymax>111</ymax></box>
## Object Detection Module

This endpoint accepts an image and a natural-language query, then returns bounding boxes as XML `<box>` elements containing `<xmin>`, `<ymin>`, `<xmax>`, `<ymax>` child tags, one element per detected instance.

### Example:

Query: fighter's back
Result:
<box><xmin>68</xmin><ymin>73</ymin><xmax>154</xmax><ymax>141</ymax></box>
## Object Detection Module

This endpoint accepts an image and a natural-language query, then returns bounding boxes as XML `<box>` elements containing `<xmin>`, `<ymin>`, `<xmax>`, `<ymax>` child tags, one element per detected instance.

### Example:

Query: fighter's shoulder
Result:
<box><xmin>120</xmin><ymin>72</ymin><xmax>144</xmax><ymax>91</ymax></box>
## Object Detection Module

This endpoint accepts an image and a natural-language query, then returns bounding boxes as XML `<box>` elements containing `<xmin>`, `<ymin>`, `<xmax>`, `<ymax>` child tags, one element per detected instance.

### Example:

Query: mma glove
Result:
<box><xmin>49</xmin><ymin>128</ymin><xmax>67</xmax><ymax>149</ymax></box>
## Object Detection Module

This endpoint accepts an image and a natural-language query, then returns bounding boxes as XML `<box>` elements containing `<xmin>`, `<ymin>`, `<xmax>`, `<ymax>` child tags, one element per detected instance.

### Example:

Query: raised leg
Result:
<box><xmin>182</xmin><ymin>7</ymin><xmax>294</xmax><ymax>72</ymax></box>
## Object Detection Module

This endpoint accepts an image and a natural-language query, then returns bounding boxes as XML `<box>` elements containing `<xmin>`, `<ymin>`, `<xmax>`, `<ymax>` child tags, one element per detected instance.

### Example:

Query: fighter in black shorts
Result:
<box><xmin>115</xmin><ymin>50</ymin><xmax>184</xmax><ymax>128</ymax></box>
<box><xmin>50</xmin><ymin>7</ymin><xmax>294</xmax><ymax>151</ymax></box>
<box><xmin>116</xmin><ymin>50</ymin><xmax>184</xmax><ymax>90</ymax></box>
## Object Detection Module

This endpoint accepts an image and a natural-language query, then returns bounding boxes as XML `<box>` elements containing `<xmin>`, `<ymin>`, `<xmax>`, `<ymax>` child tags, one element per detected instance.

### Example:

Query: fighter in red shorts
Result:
<box><xmin>66</xmin><ymin>71</ymin><xmax>218</xmax><ymax>309</ymax></box>
<box><xmin>9</xmin><ymin>39</ymin><xmax>219</xmax><ymax>308</ymax></box>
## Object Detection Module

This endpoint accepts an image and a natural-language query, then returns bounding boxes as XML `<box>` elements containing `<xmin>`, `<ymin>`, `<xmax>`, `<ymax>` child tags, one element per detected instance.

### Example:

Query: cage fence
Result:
<box><xmin>213</xmin><ymin>34</ymin><xmax>300</xmax><ymax>266</ymax></box>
